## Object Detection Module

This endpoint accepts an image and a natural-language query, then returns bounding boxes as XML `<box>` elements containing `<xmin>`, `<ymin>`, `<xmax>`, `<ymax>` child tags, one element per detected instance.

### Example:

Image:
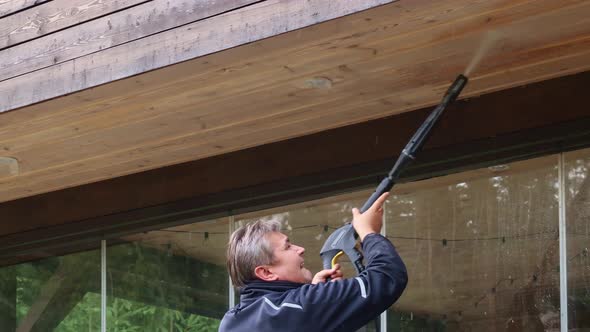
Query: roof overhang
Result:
<box><xmin>0</xmin><ymin>0</ymin><xmax>589</xmax><ymax>203</ymax></box>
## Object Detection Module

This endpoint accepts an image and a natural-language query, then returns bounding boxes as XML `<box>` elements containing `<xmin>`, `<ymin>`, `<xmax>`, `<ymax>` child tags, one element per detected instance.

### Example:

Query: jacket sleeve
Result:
<box><xmin>292</xmin><ymin>233</ymin><xmax>408</xmax><ymax>331</ymax></box>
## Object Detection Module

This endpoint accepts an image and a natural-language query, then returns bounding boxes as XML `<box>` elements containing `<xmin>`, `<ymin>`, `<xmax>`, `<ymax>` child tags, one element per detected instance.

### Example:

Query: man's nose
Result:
<box><xmin>295</xmin><ymin>245</ymin><xmax>305</xmax><ymax>255</ymax></box>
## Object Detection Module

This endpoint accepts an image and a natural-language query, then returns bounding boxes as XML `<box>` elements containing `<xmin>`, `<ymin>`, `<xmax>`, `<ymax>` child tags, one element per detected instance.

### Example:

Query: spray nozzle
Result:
<box><xmin>443</xmin><ymin>74</ymin><xmax>469</xmax><ymax>104</ymax></box>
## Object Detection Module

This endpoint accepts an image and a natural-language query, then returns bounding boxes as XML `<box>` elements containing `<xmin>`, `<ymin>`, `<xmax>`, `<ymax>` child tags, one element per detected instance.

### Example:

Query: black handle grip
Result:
<box><xmin>360</xmin><ymin>177</ymin><xmax>394</xmax><ymax>213</ymax></box>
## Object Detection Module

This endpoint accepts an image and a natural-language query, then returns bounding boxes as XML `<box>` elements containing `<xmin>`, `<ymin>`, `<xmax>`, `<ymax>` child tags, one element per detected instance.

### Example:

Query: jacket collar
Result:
<box><xmin>239</xmin><ymin>280</ymin><xmax>304</xmax><ymax>307</ymax></box>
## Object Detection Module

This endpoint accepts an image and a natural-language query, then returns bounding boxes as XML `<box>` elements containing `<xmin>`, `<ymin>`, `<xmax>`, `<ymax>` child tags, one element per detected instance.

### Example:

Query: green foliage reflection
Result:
<box><xmin>107</xmin><ymin>297</ymin><xmax>220</xmax><ymax>332</ymax></box>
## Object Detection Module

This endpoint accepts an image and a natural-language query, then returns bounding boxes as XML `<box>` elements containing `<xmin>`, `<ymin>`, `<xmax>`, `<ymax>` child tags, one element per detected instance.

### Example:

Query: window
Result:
<box><xmin>2</xmin><ymin>148</ymin><xmax>589</xmax><ymax>331</ymax></box>
<box><xmin>0</xmin><ymin>248</ymin><xmax>101</xmax><ymax>331</ymax></box>
<box><xmin>565</xmin><ymin>147</ymin><xmax>590</xmax><ymax>330</ymax></box>
<box><xmin>386</xmin><ymin>155</ymin><xmax>560</xmax><ymax>331</ymax></box>
<box><xmin>107</xmin><ymin>218</ymin><xmax>230</xmax><ymax>331</ymax></box>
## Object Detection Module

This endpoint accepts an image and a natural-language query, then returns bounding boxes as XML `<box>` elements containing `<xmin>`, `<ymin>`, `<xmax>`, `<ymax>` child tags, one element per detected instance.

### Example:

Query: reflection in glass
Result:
<box><xmin>386</xmin><ymin>156</ymin><xmax>560</xmax><ymax>331</ymax></box>
<box><xmin>0</xmin><ymin>249</ymin><xmax>101</xmax><ymax>332</ymax></box>
<box><xmin>565</xmin><ymin>147</ymin><xmax>590</xmax><ymax>330</ymax></box>
<box><xmin>107</xmin><ymin>218</ymin><xmax>229</xmax><ymax>331</ymax></box>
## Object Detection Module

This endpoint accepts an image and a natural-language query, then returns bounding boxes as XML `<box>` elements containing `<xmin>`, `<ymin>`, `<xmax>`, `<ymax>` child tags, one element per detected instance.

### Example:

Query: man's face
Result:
<box><xmin>266</xmin><ymin>232</ymin><xmax>313</xmax><ymax>284</ymax></box>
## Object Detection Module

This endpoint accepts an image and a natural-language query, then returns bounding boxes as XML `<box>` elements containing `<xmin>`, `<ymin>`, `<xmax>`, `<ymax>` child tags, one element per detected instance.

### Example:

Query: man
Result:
<box><xmin>219</xmin><ymin>193</ymin><xmax>407</xmax><ymax>332</ymax></box>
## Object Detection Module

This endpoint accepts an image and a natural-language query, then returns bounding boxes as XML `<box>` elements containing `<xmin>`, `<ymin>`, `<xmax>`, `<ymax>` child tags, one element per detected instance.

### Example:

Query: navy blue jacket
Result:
<box><xmin>219</xmin><ymin>233</ymin><xmax>407</xmax><ymax>332</ymax></box>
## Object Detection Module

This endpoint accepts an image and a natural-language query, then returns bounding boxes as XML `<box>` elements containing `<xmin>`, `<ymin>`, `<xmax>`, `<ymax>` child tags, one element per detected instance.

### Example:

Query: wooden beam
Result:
<box><xmin>0</xmin><ymin>0</ymin><xmax>391</xmax><ymax>111</ymax></box>
<box><xmin>0</xmin><ymin>0</ymin><xmax>147</xmax><ymax>50</ymax></box>
<box><xmin>28</xmin><ymin>257</ymin><xmax>96</xmax><ymax>332</ymax></box>
<box><xmin>0</xmin><ymin>0</ymin><xmax>50</xmax><ymax>18</ymax></box>
<box><xmin>0</xmin><ymin>71</ymin><xmax>589</xmax><ymax>263</ymax></box>
<box><xmin>16</xmin><ymin>262</ymin><xmax>68</xmax><ymax>332</ymax></box>
<box><xmin>29</xmin><ymin>289</ymin><xmax>86</xmax><ymax>332</ymax></box>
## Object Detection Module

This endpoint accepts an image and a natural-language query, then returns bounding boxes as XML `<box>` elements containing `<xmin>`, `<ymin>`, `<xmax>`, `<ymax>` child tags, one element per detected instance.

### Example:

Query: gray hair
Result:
<box><xmin>227</xmin><ymin>219</ymin><xmax>282</xmax><ymax>287</ymax></box>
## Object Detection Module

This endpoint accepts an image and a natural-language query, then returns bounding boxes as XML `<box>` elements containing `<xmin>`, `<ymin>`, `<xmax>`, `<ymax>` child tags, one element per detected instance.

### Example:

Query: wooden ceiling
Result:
<box><xmin>0</xmin><ymin>0</ymin><xmax>589</xmax><ymax>204</ymax></box>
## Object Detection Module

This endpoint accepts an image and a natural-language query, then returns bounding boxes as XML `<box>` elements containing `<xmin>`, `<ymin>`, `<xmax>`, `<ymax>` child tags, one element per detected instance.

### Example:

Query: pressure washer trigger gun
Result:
<box><xmin>319</xmin><ymin>223</ymin><xmax>365</xmax><ymax>274</ymax></box>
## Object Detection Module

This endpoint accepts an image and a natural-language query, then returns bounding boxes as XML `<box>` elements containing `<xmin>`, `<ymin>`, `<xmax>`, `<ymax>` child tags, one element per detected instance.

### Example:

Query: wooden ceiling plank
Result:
<box><xmin>290</xmin><ymin>0</ymin><xmax>590</xmax><ymax>83</ymax></box>
<box><xmin>0</xmin><ymin>73</ymin><xmax>192</xmax><ymax>139</ymax></box>
<box><xmin>0</xmin><ymin>0</ymin><xmax>392</xmax><ymax>113</ymax></box>
<box><xmin>276</xmin><ymin>0</ymin><xmax>578</xmax><ymax>72</ymax></box>
<box><xmin>275</xmin><ymin>50</ymin><xmax>590</xmax><ymax>133</ymax></box>
<box><xmin>0</xmin><ymin>0</ymin><xmax>50</xmax><ymax>18</ymax></box>
<box><xmin>0</xmin><ymin>0</ymin><xmax>259</xmax><ymax>81</ymax></box>
<box><xmin>0</xmin><ymin>0</ymin><xmax>147</xmax><ymax>50</ymax></box>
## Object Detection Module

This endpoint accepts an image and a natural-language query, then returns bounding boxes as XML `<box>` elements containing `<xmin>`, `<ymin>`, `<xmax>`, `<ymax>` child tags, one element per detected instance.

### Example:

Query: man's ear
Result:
<box><xmin>254</xmin><ymin>265</ymin><xmax>279</xmax><ymax>281</ymax></box>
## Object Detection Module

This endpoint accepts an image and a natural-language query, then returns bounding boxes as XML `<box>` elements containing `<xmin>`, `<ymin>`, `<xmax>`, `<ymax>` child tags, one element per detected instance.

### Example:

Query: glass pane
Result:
<box><xmin>0</xmin><ymin>248</ymin><xmax>101</xmax><ymax>332</ymax></box>
<box><xmin>386</xmin><ymin>155</ymin><xmax>560</xmax><ymax>331</ymax></box>
<box><xmin>565</xmin><ymin>147</ymin><xmax>590</xmax><ymax>330</ymax></box>
<box><xmin>108</xmin><ymin>218</ymin><xmax>229</xmax><ymax>331</ymax></box>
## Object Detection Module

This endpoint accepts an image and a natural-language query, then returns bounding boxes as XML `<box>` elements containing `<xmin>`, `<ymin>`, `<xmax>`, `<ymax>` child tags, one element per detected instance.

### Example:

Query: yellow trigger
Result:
<box><xmin>331</xmin><ymin>251</ymin><xmax>345</xmax><ymax>268</ymax></box>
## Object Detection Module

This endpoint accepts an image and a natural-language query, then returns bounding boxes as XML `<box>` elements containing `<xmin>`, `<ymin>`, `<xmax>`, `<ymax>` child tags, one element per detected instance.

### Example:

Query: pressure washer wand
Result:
<box><xmin>359</xmin><ymin>74</ymin><xmax>468</xmax><ymax>213</ymax></box>
<box><xmin>319</xmin><ymin>74</ymin><xmax>468</xmax><ymax>332</ymax></box>
<box><xmin>320</xmin><ymin>74</ymin><xmax>468</xmax><ymax>271</ymax></box>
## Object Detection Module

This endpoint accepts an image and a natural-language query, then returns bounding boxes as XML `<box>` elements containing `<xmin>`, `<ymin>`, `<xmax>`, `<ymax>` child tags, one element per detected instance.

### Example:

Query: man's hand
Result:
<box><xmin>311</xmin><ymin>263</ymin><xmax>343</xmax><ymax>284</ymax></box>
<box><xmin>352</xmin><ymin>192</ymin><xmax>389</xmax><ymax>242</ymax></box>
